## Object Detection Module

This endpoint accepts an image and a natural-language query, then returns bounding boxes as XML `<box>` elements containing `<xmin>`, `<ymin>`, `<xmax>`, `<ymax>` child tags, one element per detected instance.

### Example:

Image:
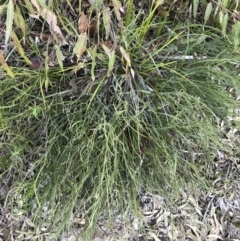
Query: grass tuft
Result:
<box><xmin>1</xmin><ymin>0</ymin><xmax>240</xmax><ymax>239</ymax></box>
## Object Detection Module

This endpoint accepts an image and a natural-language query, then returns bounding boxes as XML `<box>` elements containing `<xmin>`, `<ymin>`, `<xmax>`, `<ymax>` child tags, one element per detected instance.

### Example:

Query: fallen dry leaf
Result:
<box><xmin>119</xmin><ymin>46</ymin><xmax>134</xmax><ymax>77</ymax></box>
<box><xmin>30</xmin><ymin>0</ymin><xmax>40</xmax><ymax>13</ymax></box>
<box><xmin>112</xmin><ymin>0</ymin><xmax>124</xmax><ymax>25</ymax></box>
<box><xmin>30</xmin><ymin>31</ymin><xmax>53</xmax><ymax>42</ymax></box>
<box><xmin>119</xmin><ymin>46</ymin><xmax>131</xmax><ymax>67</ymax></box>
<box><xmin>88</xmin><ymin>0</ymin><xmax>95</xmax><ymax>5</ymax></box>
<box><xmin>73</xmin><ymin>32</ymin><xmax>88</xmax><ymax>62</ymax></box>
<box><xmin>70</xmin><ymin>62</ymin><xmax>85</xmax><ymax>75</ymax></box>
<box><xmin>78</xmin><ymin>11</ymin><xmax>89</xmax><ymax>34</ymax></box>
<box><xmin>157</xmin><ymin>5</ymin><xmax>169</xmax><ymax>17</ymax></box>
<box><xmin>0</xmin><ymin>51</ymin><xmax>15</xmax><ymax>78</ymax></box>
<box><xmin>11</xmin><ymin>30</ymin><xmax>32</xmax><ymax>65</ymax></box>
<box><xmin>42</xmin><ymin>9</ymin><xmax>68</xmax><ymax>45</ymax></box>
<box><xmin>104</xmin><ymin>40</ymin><xmax>113</xmax><ymax>49</ymax></box>
<box><xmin>30</xmin><ymin>0</ymin><xmax>67</xmax><ymax>45</ymax></box>
<box><xmin>101</xmin><ymin>43</ymin><xmax>115</xmax><ymax>77</ymax></box>
<box><xmin>5</xmin><ymin>0</ymin><xmax>14</xmax><ymax>47</ymax></box>
<box><xmin>29</xmin><ymin>56</ymin><xmax>43</xmax><ymax>70</ymax></box>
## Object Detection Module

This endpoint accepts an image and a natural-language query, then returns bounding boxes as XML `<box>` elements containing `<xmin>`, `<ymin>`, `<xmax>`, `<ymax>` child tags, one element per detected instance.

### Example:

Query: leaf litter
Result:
<box><xmin>29</xmin><ymin>0</ymin><xmax>68</xmax><ymax>45</ymax></box>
